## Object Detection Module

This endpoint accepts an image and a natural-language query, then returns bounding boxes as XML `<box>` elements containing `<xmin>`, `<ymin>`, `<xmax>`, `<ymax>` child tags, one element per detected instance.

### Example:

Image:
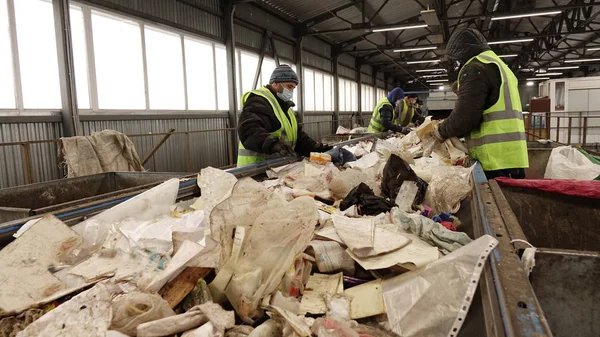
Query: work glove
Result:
<box><xmin>326</xmin><ymin>147</ymin><xmax>357</xmax><ymax>166</ymax></box>
<box><xmin>432</xmin><ymin>124</ymin><xmax>445</xmax><ymax>141</ymax></box>
<box><xmin>272</xmin><ymin>141</ymin><xmax>296</xmax><ymax>157</ymax></box>
<box><xmin>401</xmin><ymin>127</ymin><xmax>411</xmax><ymax>135</ymax></box>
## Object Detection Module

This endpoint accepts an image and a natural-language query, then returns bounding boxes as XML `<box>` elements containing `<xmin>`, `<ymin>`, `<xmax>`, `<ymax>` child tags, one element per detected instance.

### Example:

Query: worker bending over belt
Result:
<box><xmin>237</xmin><ymin>65</ymin><xmax>332</xmax><ymax>167</ymax></box>
<box><xmin>430</xmin><ymin>28</ymin><xmax>528</xmax><ymax>179</ymax></box>
<box><xmin>368</xmin><ymin>88</ymin><xmax>424</xmax><ymax>134</ymax></box>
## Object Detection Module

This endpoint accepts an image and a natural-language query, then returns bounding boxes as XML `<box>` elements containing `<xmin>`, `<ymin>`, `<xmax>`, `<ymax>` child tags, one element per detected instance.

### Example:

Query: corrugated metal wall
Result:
<box><xmin>302</xmin><ymin>114</ymin><xmax>334</xmax><ymax>142</ymax></box>
<box><xmin>303</xmin><ymin>36</ymin><xmax>331</xmax><ymax>59</ymax></box>
<box><xmin>234</xmin><ymin>24</ymin><xmax>264</xmax><ymax>51</ymax></box>
<box><xmin>339</xmin><ymin>65</ymin><xmax>356</xmax><ymax>80</ymax></box>
<box><xmin>339</xmin><ymin>54</ymin><xmax>355</xmax><ymax>67</ymax></box>
<box><xmin>360</xmin><ymin>72</ymin><xmax>373</xmax><ymax>85</ymax></box>
<box><xmin>81</xmin><ymin>117</ymin><xmax>230</xmax><ymax>173</ymax></box>
<box><xmin>0</xmin><ymin>122</ymin><xmax>63</xmax><ymax>188</ymax></box>
<box><xmin>303</xmin><ymin>51</ymin><xmax>332</xmax><ymax>72</ymax></box>
<box><xmin>84</xmin><ymin>0</ymin><xmax>222</xmax><ymax>39</ymax></box>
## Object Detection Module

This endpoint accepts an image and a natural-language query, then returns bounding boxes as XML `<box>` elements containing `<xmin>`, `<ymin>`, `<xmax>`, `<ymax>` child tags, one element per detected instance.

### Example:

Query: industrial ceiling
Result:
<box><xmin>255</xmin><ymin>0</ymin><xmax>600</xmax><ymax>87</ymax></box>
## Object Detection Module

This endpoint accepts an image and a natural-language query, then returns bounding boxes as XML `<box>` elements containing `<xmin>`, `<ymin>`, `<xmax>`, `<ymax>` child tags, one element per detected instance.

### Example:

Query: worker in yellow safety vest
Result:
<box><xmin>368</xmin><ymin>89</ymin><xmax>424</xmax><ymax>134</ymax></box>
<box><xmin>237</xmin><ymin>65</ymin><xmax>332</xmax><ymax>167</ymax></box>
<box><xmin>430</xmin><ymin>28</ymin><xmax>529</xmax><ymax>179</ymax></box>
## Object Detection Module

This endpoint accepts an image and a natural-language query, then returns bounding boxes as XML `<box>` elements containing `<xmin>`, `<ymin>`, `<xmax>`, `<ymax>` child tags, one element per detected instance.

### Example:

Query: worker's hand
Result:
<box><xmin>401</xmin><ymin>127</ymin><xmax>411</xmax><ymax>135</ymax></box>
<box><xmin>432</xmin><ymin>124</ymin><xmax>445</xmax><ymax>141</ymax></box>
<box><xmin>272</xmin><ymin>141</ymin><xmax>295</xmax><ymax>157</ymax></box>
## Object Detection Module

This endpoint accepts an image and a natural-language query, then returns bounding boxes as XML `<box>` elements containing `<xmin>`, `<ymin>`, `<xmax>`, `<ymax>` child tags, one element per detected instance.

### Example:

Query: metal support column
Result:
<box><xmin>221</xmin><ymin>0</ymin><xmax>239</xmax><ymax>162</ymax></box>
<box><xmin>52</xmin><ymin>0</ymin><xmax>81</xmax><ymax>136</ymax></box>
<box><xmin>267</xmin><ymin>31</ymin><xmax>280</xmax><ymax>66</ymax></box>
<box><xmin>332</xmin><ymin>49</ymin><xmax>340</xmax><ymax>131</ymax></box>
<box><xmin>355</xmin><ymin>58</ymin><xmax>362</xmax><ymax>126</ymax></box>
<box><xmin>294</xmin><ymin>32</ymin><xmax>304</xmax><ymax>124</ymax></box>
<box><xmin>252</xmin><ymin>33</ymin><xmax>268</xmax><ymax>90</ymax></box>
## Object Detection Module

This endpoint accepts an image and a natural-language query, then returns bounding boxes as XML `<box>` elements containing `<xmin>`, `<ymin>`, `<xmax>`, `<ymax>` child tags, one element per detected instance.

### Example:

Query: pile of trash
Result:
<box><xmin>0</xmin><ymin>119</ymin><xmax>498</xmax><ymax>337</ymax></box>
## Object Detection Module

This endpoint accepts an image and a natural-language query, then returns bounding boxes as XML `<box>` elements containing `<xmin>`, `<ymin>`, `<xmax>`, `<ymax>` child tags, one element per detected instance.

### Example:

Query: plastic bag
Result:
<box><xmin>326</xmin><ymin>147</ymin><xmax>357</xmax><ymax>166</ymax></box>
<box><xmin>339</xmin><ymin>183</ymin><xmax>395</xmax><ymax>216</ymax></box>
<box><xmin>392</xmin><ymin>208</ymin><xmax>472</xmax><ymax>252</ymax></box>
<box><xmin>111</xmin><ymin>292</ymin><xmax>175</xmax><ymax>336</ymax></box>
<box><xmin>544</xmin><ymin>146</ymin><xmax>600</xmax><ymax>180</ymax></box>
<box><xmin>381</xmin><ymin>155</ymin><xmax>428</xmax><ymax>206</ymax></box>
<box><xmin>382</xmin><ymin>235</ymin><xmax>498</xmax><ymax>337</ymax></box>
<box><xmin>424</xmin><ymin>165</ymin><xmax>474</xmax><ymax>214</ymax></box>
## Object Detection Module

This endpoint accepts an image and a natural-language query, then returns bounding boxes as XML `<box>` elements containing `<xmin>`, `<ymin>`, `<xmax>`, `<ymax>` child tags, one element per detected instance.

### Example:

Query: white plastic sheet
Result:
<box><xmin>544</xmin><ymin>146</ymin><xmax>600</xmax><ymax>180</ymax></box>
<box><xmin>382</xmin><ymin>235</ymin><xmax>498</xmax><ymax>337</ymax></box>
<box><xmin>424</xmin><ymin>165</ymin><xmax>474</xmax><ymax>214</ymax></box>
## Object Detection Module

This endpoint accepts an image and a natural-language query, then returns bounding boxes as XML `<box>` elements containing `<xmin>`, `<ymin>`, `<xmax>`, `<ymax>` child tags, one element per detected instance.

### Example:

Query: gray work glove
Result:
<box><xmin>432</xmin><ymin>124</ymin><xmax>445</xmax><ymax>141</ymax></box>
<box><xmin>272</xmin><ymin>141</ymin><xmax>295</xmax><ymax>157</ymax></box>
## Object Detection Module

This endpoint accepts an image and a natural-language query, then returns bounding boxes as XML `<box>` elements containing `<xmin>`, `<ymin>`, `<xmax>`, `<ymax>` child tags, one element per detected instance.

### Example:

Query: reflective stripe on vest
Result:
<box><xmin>237</xmin><ymin>87</ymin><xmax>298</xmax><ymax>167</ymax></box>
<box><xmin>399</xmin><ymin>100</ymin><xmax>414</xmax><ymax>127</ymax></box>
<box><xmin>368</xmin><ymin>97</ymin><xmax>398</xmax><ymax>132</ymax></box>
<box><xmin>458</xmin><ymin>50</ymin><xmax>529</xmax><ymax>171</ymax></box>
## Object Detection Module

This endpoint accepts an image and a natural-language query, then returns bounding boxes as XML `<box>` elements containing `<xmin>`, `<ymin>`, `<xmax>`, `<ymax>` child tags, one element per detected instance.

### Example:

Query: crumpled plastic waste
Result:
<box><xmin>226</xmin><ymin>325</ymin><xmax>254</xmax><ymax>337</ymax></box>
<box><xmin>248</xmin><ymin>319</ymin><xmax>280</xmax><ymax>337</ymax></box>
<box><xmin>326</xmin><ymin>147</ymin><xmax>357</xmax><ymax>166</ymax></box>
<box><xmin>544</xmin><ymin>145</ymin><xmax>600</xmax><ymax>180</ymax></box>
<box><xmin>391</xmin><ymin>208</ymin><xmax>472</xmax><ymax>252</ymax></box>
<box><xmin>382</xmin><ymin>235</ymin><xmax>498</xmax><ymax>337</ymax></box>
<box><xmin>328</xmin><ymin>170</ymin><xmax>368</xmax><ymax>200</ymax></box>
<box><xmin>424</xmin><ymin>165</ymin><xmax>474</xmax><ymax>214</ymax></box>
<box><xmin>339</xmin><ymin>183</ymin><xmax>395</xmax><ymax>216</ymax></box>
<box><xmin>110</xmin><ymin>292</ymin><xmax>175</xmax><ymax>336</ymax></box>
<box><xmin>381</xmin><ymin>154</ymin><xmax>428</xmax><ymax>207</ymax></box>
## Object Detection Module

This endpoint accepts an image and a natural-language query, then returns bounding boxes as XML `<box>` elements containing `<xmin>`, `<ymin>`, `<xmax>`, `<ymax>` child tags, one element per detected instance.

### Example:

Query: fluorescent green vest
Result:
<box><xmin>368</xmin><ymin>98</ymin><xmax>414</xmax><ymax>132</ymax></box>
<box><xmin>237</xmin><ymin>87</ymin><xmax>298</xmax><ymax>167</ymax></box>
<box><xmin>399</xmin><ymin>100</ymin><xmax>415</xmax><ymax>127</ymax></box>
<box><xmin>458</xmin><ymin>50</ymin><xmax>529</xmax><ymax>171</ymax></box>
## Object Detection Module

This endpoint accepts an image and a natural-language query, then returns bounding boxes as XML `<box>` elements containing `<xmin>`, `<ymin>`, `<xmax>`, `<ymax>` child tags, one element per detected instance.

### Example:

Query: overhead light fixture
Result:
<box><xmin>536</xmin><ymin>72</ymin><xmax>562</xmax><ymax>76</ymax></box>
<box><xmin>587</xmin><ymin>47</ymin><xmax>600</xmax><ymax>51</ymax></box>
<box><xmin>565</xmin><ymin>58</ymin><xmax>600</xmax><ymax>63</ymax></box>
<box><xmin>438</xmin><ymin>86</ymin><xmax>444</xmax><ymax>90</ymax></box>
<box><xmin>421</xmin><ymin>9</ymin><xmax>441</xmax><ymax>26</ymax></box>
<box><xmin>393</xmin><ymin>46</ymin><xmax>437</xmax><ymax>52</ymax></box>
<box><xmin>407</xmin><ymin>59</ymin><xmax>440</xmax><ymax>64</ymax></box>
<box><xmin>526</xmin><ymin>81</ymin><xmax>534</xmax><ymax>86</ymax></box>
<box><xmin>527</xmin><ymin>77</ymin><xmax>549</xmax><ymax>80</ymax></box>
<box><xmin>427</xmin><ymin>79</ymin><xmax>447</xmax><ymax>83</ymax></box>
<box><xmin>421</xmin><ymin>74</ymin><xmax>447</xmax><ymax>78</ymax></box>
<box><xmin>491</xmin><ymin>10</ymin><xmax>561</xmax><ymax>21</ymax></box>
<box><xmin>548</xmin><ymin>66</ymin><xmax>579</xmax><ymax>70</ymax></box>
<box><xmin>498</xmin><ymin>54</ymin><xmax>518</xmax><ymax>58</ymax></box>
<box><xmin>488</xmin><ymin>38</ymin><xmax>534</xmax><ymax>45</ymax></box>
<box><xmin>416</xmin><ymin>68</ymin><xmax>446</xmax><ymax>72</ymax></box>
<box><xmin>371</xmin><ymin>24</ymin><xmax>427</xmax><ymax>33</ymax></box>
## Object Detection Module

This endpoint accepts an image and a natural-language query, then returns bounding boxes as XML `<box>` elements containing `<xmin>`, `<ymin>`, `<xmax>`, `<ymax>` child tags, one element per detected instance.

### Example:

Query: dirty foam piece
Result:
<box><xmin>0</xmin><ymin>215</ymin><xmax>83</xmax><ymax>313</ymax></box>
<box><xmin>16</xmin><ymin>283</ymin><xmax>114</xmax><ymax>337</ymax></box>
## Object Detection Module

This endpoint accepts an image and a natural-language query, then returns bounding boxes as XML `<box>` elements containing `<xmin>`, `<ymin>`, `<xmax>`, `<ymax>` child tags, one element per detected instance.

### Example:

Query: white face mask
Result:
<box><xmin>277</xmin><ymin>86</ymin><xmax>294</xmax><ymax>102</ymax></box>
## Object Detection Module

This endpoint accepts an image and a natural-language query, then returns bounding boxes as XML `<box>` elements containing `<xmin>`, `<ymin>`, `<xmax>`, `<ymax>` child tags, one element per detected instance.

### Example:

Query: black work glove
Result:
<box><xmin>401</xmin><ymin>127</ymin><xmax>411</xmax><ymax>135</ymax></box>
<box><xmin>272</xmin><ymin>141</ymin><xmax>296</xmax><ymax>157</ymax></box>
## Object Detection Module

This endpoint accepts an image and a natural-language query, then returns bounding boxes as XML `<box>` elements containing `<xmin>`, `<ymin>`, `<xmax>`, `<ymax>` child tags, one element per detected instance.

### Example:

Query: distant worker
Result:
<box><xmin>368</xmin><ymin>88</ymin><xmax>424</xmax><ymax>134</ymax></box>
<box><xmin>432</xmin><ymin>28</ymin><xmax>528</xmax><ymax>179</ymax></box>
<box><xmin>403</xmin><ymin>94</ymin><xmax>426</xmax><ymax>126</ymax></box>
<box><xmin>237</xmin><ymin>65</ymin><xmax>332</xmax><ymax>167</ymax></box>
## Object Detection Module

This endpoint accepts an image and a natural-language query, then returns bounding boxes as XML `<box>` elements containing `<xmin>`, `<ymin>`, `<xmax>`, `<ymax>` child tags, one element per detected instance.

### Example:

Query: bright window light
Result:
<box><xmin>260</xmin><ymin>58</ymin><xmax>276</xmax><ymax>86</ymax></box>
<box><xmin>0</xmin><ymin>0</ymin><xmax>15</xmax><ymax>109</ymax></box>
<box><xmin>438</xmin><ymin>86</ymin><xmax>444</xmax><ymax>90</ymax></box>
<box><xmin>15</xmin><ymin>0</ymin><xmax>61</xmax><ymax>109</ymax></box>
<box><xmin>491</xmin><ymin>11</ymin><xmax>561</xmax><ymax>21</ymax></box>
<box><xmin>324</xmin><ymin>74</ymin><xmax>332</xmax><ymax>111</ymax></box>
<box><xmin>304</xmin><ymin>69</ymin><xmax>315</xmax><ymax>111</ymax></box>
<box><xmin>407</xmin><ymin>59</ymin><xmax>440</xmax><ymax>64</ymax></box>
<box><xmin>185</xmin><ymin>37</ymin><xmax>215</xmax><ymax>110</ymax></box>
<box><xmin>564</xmin><ymin>58</ymin><xmax>600</xmax><ymax>63</ymax></box>
<box><xmin>145</xmin><ymin>27</ymin><xmax>185</xmax><ymax>110</ymax></box>
<box><xmin>526</xmin><ymin>81</ymin><xmax>534</xmax><ymax>86</ymax></box>
<box><xmin>488</xmin><ymin>38</ymin><xmax>534</xmax><ymax>45</ymax></box>
<box><xmin>69</xmin><ymin>6</ymin><xmax>90</xmax><ymax>109</ymax></box>
<box><xmin>92</xmin><ymin>11</ymin><xmax>145</xmax><ymax>109</ymax></box>
<box><xmin>315</xmin><ymin>71</ymin><xmax>324</xmax><ymax>111</ymax></box>
<box><xmin>214</xmin><ymin>46</ymin><xmax>229</xmax><ymax>110</ymax></box>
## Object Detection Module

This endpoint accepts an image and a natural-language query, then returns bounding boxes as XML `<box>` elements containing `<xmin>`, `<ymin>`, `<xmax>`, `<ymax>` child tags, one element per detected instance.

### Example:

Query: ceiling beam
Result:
<box><xmin>301</xmin><ymin>0</ymin><xmax>362</xmax><ymax>27</ymax></box>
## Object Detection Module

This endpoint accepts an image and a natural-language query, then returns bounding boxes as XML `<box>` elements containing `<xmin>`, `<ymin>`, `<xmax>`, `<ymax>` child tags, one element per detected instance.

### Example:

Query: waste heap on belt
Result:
<box><xmin>0</xmin><ymin>117</ymin><xmax>499</xmax><ymax>337</ymax></box>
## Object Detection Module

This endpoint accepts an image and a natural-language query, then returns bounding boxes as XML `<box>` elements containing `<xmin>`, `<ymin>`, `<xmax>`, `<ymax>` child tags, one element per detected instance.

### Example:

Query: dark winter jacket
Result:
<box><xmin>439</xmin><ymin>29</ymin><xmax>502</xmax><ymax>139</ymax></box>
<box><xmin>380</xmin><ymin>102</ymin><xmax>426</xmax><ymax>132</ymax></box>
<box><xmin>238</xmin><ymin>85</ymin><xmax>332</xmax><ymax>157</ymax></box>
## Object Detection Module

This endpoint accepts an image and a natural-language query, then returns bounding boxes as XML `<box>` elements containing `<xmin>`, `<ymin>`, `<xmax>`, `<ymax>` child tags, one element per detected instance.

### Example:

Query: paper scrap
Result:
<box><xmin>347</xmin><ymin>228</ymin><xmax>439</xmax><ymax>270</ymax></box>
<box><xmin>307</xmin><ymin>240</ymin><xmax>355</xmax><ymax>274</ymax></box>
<box><xmin>353</xmin><ymin>226</ymin><xmax>412</xmax><ymax>258</ymax></box>
<box><xmin>345</xmin><ymin>278</ymin><xmax>385</xmax><ymax>319</ymax></box>
<box><xmin>12</xmin><ymin>218</ymin><xmax>41</xmax><ymax>238</ymax></box>
<box><xmin>346</xmin><ymin>152</ymin><xmax>379</xmax><ymax>170</ymax></box>
<box><xmin>300</xmin><ymin>273</ymin><xmax>344</xmax><ymax>315</ymax></box>
<box><xmin>143</xmin><ymin>240</ymin><xmax>205</xmax><ymax>292</ymax></box>
<box><xmin>395</xmin><ymin>181</ymin><xmax>419</xmax><ymax>212</ymax></box>
<box><xmin>314</xmin><ymin>226</ymin><xmax>344</xmax><ymax>244</ymax></box>
<box><xmin>332</xmin><ymin>214</ymin><xmax>375</xmax><ymax>252</ymax></box>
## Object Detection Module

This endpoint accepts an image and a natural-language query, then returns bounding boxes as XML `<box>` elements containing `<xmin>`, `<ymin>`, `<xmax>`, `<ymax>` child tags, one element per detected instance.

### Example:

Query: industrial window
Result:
<box><xmin>145</xmin><ymin>27</ymin><xmax>185</xmax><ymax>110</ymax></box>
<box><xmin>323</xmin><ymin>75</ymin><xmax>332</xmax><ymax>111</ymax></box>
<box><xmin>92</xmin><ymin>11</ymin><xmax>145</xmax><ymax>110</ymax></box>
<box><xmin>14</xmin><ymin>0</ymin><xmax>61</xmax><ymax>109</ymax></box>
<box><xmin>304</xmin><ymin>69</ymin><xmax>315</xmax><ymax>111</ymax></box>
<box><xmin>69</xmin><ymin>6</ymin><xmax>90</xmax><ymax>109</ymax></box>
<box><xmin>260</xmin><ymin>58</ymin><xmax>276</xmax><ymax>86</ymax></box>
<box><xmin>214</xmin><ymin>46</ymin><xmax>229</xmax><ymax>110</ymax></box>
<box><xmin>338</xmin><ymin>78</ymin><xmax>358</xmax><ymax>112</ymax></box>
<box><xmin>361</xmin><ymin>84</ymin><xmax>375</xmax><ymax>112</ymax></box>
<box><xmin>185</xmin><ymin>37</ymin><xmax>216</xmax><ymax>110</ymax></box>
<box><xmin>0</xmin><ymin>0</ymin><xmax>15</xmax><ymax>109</ymax></box>
<box><xmin>376</xmin><ymin>88</ymin><xmax>386</xmax><ymax>102</ymax></box>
